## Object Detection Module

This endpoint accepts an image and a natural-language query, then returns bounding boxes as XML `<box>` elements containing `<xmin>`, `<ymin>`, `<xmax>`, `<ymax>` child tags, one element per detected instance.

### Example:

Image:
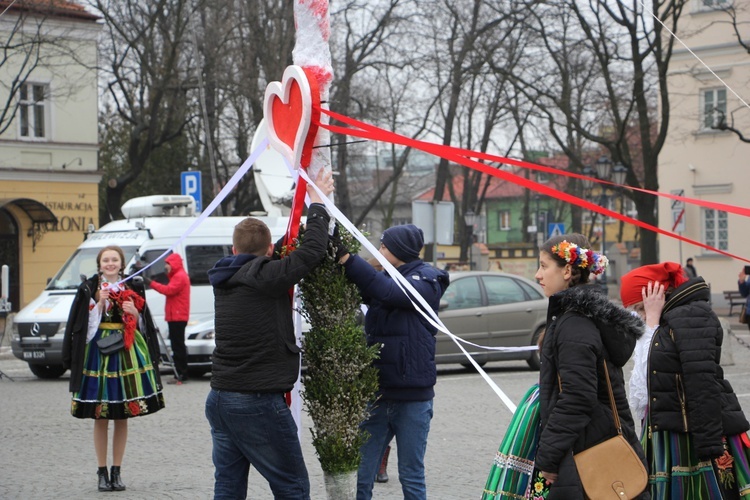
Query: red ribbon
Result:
<box><xmin>313</xmin><ymin>107</ymin><xmax>750</xmax><ymax>264</ymax></box>
<box><xmin>108</xmin><ymin>289</ymin><xmax>144</xmax><ymax>350</ymax></box>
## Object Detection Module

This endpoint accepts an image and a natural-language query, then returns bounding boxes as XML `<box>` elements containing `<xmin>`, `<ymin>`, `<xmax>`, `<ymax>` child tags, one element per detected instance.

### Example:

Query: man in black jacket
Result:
<box><xmin>204</xmin><ymin>170</ymin><xmax>333</xmax><ymax>500</ymax></box>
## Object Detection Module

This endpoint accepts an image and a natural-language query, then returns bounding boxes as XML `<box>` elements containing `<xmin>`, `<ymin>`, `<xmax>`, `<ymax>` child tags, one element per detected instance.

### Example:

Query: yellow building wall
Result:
<box><xmin>1</xmin><ymin>179</ymin><xmax>99</xmax><ymax>307</ymax></box>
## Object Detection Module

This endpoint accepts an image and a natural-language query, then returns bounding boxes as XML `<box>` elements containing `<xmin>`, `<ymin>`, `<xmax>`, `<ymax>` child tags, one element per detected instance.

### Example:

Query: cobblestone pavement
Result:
<box><xmin>1</xmin><ymin>314</ymin><xmax>749</xmax><ymax>499</ymax></box>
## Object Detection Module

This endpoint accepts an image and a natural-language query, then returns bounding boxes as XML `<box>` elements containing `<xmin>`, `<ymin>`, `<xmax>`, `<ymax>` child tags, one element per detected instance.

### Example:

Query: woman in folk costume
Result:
<box><xmin>482</xmin><ymin>233</ymin><xmax>648</xmax><ymax>499</ymax></box>
<box><xmin>62</xmin><ymin>245</ymin><xmax>165</xmax><ymax>492</ymax></box>
<box><xmin>621</xmin><ymin>262</ymin><xmax>750</xmax><ymax>499</ymax></box>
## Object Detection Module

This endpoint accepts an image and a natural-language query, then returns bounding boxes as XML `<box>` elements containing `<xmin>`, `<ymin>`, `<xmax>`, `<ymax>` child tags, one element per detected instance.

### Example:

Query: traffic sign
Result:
<box><xmin>672</xmin><ymin>208</ymin><xmax>685</xmax><ymax>233</ymax></box>
<box><xmin>548</xmin><ymin>222</ymin><xmax>565</xmax><ymax>238</ymax></box>
<box><xmin>670</xmin><ymin>189</ymin><xmax>685</xmax><ymax>210</ymax></box>
<box><xmin>181</xmin><ymin>171</ymin><xmax>202</xmax><ymax>213</ymax></box>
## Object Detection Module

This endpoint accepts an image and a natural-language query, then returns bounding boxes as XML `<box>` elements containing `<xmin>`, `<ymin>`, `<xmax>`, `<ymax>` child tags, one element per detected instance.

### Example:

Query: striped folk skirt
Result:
<box><xmin>482</xmin><ymin>384</ymin><xmax>547</xmax><ymax>499</ymax></box>
<box><xmin>71</xmin><ymin>325</ymin><xmax>165</xmax><ymax>420</ymax></box>
<box><xmin>642</xmin><ymin>413</ymin><xmax>750</xmax><ymax>499</ymax></box>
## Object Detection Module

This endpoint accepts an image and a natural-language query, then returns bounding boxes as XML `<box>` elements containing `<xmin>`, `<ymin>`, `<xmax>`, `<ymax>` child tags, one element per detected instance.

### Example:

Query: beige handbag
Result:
<box><xmin>572</xmin><ymin>362</ymin><xmax>648</xmax><ymax>499</ymax></box>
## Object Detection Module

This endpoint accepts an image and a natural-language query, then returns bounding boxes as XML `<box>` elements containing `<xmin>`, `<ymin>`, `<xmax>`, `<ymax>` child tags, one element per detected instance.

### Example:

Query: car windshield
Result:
<box><xmin>46</xmin><ymin>246</ymin><xmax>139</xmax><ymax>290</ymax></box>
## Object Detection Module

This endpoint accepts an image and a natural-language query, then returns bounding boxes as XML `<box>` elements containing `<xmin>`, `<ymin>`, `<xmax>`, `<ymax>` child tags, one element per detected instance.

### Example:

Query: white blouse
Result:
<box><xmin>85</xmin><ymin>282</ymin><xmax>122</xmax><ymax>343</ymax></box>
<box><xmin>629</xmin><ymin>323</ymin><xmax>657</xmax><ymax>423</ymax></box>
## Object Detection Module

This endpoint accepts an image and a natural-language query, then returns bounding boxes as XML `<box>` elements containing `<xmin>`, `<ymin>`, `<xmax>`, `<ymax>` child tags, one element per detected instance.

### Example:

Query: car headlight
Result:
<box><xmin>188</xmin><ymin>330</ymin><xmax>215</xmax><ymax>340</ymax></box>
<box><xmin>57</xmin><ymin>324</ymin><xmax>66</xmax><ymax>337</ymax></box>
<box><xmin>11</xmin><ymin>323</ymin><xmax>20</xmax><ymax>342</ymax></box>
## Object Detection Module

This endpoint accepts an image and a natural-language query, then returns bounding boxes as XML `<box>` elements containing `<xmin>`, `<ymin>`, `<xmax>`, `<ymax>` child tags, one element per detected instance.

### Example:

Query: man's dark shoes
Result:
<box><xmin>110</xmin><ymin>466</ymin><xmax>126</xmax><ymax>491</ymax></box>
<box><xmin>97</xmin><ymin>466</ymin><xmax>111</xmax><ymax>491</ymax></box>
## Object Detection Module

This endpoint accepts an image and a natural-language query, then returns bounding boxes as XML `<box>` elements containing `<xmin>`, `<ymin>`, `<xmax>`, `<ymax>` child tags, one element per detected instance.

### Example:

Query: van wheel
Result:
<box><xmin>28</xmin><ymin>363</ymin><xmax>67</xmax><ymax>379</ymax></box>
<box><xmin>526</xmin><ymin>327</ymin><xmax>544</xmax><ymax>371</ymax></box>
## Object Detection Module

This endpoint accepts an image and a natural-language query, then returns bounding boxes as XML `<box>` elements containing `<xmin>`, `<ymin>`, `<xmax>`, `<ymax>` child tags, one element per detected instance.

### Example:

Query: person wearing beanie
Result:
<box><xmin>333</xmin><ymin>224</ymin><xmax>449</xmax><ymax>500</ymax></box>
<box><xmin>621</xmin><ymin>262</ymin><xmax>750</xmax><ymax>499</ymax></box>
<box><xmin>526</xmin><ymin>233</ymin><xmax>647</xmax><ymax>499</ymax></box>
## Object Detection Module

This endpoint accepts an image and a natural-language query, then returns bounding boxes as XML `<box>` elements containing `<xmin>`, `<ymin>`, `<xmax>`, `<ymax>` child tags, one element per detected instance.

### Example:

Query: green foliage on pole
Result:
<box><xmin>298</xmin><ymin>224</ymin><xmax>380</xmax><ymax>475</ymax></box>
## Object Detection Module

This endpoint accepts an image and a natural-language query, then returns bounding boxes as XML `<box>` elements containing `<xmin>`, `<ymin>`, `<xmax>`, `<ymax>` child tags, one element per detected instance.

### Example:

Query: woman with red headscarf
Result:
<box><xmin>621</xmin><ymin>262</ymin><xmax>750</xmax><ymax>499</ymax></box>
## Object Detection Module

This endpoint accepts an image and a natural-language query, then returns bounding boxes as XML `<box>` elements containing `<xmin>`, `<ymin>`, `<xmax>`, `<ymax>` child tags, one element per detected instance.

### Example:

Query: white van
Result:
<box><xmin>10</xmin><ymin>195</ymin><xmax>289</xmax><ymax>378</ymax></box>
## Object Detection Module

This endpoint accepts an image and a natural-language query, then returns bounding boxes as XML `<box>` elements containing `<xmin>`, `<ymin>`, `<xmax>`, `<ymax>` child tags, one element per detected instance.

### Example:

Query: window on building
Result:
<box><xmin>703</xmin><ymin>208</ymin><xmax>728</xmax><ymax>252</ymax></box>
<box><xmin>701</xmin><ymin>88</ymin><xmax>727</xmax><ymax>130</ymax></box>
<box><xmin>19</xmin><ymin>83</ymin><xmax>48</xmax><ymax>139</ymax></box>
<box><xmin>536</xmin><ymin>172</ymin><xmax>549</xmax><ymax>183</ymax></box>
<box><xmin>695</xmin><ymin>0</ymin><xmax>730</xmax><ymax>12</ymax></box>
<box><xmin>498</xmin><ymin>210</ymin><xmax>511</xmax><ymax>231</ymax></box>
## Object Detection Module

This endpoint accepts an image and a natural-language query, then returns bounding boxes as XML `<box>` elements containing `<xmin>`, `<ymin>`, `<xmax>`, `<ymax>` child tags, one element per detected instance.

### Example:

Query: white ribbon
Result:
<box><xmin>299</xmin><ymin>168</ymin><xmax>522</xmax><ymax>413</ymax></box>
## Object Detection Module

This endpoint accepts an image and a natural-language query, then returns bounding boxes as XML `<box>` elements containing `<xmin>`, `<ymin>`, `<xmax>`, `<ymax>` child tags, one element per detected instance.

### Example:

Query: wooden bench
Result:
<box><xmin>723</xmin><ymin>290</ymin><xmax>745</xmax><ymax>316</ymax></box>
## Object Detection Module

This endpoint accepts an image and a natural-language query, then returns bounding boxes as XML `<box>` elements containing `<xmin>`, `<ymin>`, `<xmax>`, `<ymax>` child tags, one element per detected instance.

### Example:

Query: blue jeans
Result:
<box><xmin>205</xmin><ymin>389</ymin><xmax>309</xmax><ymax>499</ymax></box>
<box><xmin>356</xmin><ymin>399</ymin><xmax>433</xmax><ymax>500</ymax></box>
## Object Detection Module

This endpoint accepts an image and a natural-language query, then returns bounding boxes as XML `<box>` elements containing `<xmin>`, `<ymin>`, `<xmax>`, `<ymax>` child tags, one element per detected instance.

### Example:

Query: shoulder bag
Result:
<box><xmin>572</xmin><ymin>361</ymin><xmax>648</xmax><ymax>499</ymax></box>
<box><xmin>96</xmin><ymin>331</ymin><xmax>124</xmax><ymax>356</ymax></box>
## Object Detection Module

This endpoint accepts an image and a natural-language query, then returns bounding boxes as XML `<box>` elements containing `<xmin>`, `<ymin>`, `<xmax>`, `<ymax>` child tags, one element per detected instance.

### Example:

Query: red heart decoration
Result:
<box><xmin>263</xmin><ymin>66</ymin><xmax>320</xmax><ymax>169</ymax></box>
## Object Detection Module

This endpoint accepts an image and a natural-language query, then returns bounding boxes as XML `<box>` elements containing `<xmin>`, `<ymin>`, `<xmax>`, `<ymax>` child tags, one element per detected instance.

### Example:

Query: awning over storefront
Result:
<box><xmin>0</xmin><ymin>198</ymin><xmax>58</xmax><ymax>224</ymax></box>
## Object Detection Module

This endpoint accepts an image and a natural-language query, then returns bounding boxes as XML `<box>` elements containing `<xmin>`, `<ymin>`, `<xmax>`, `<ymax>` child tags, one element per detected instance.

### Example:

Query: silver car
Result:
<box><xmin>436</xmin><ymin>271</ymin><xmax>547</xmax><ymax>370</ymax></box>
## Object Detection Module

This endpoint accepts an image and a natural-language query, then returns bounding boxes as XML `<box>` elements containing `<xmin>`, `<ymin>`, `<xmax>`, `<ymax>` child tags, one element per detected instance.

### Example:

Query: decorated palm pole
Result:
<box><xmin>261</xmin><ymin>1</ymin><xmax>380</xmax><ymax>497</ymax></box>
<box><xmin>293</xmin><ymin>0</ymin><xmax>333</xmax><ymax>183</ymax></box>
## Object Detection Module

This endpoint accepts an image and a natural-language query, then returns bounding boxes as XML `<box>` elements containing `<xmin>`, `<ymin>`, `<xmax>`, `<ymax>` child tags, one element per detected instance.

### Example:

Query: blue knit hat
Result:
<box><xmin>381</xmin><ymin>224</ymin><xmax>424</xmax><ymax>263</ymax></box>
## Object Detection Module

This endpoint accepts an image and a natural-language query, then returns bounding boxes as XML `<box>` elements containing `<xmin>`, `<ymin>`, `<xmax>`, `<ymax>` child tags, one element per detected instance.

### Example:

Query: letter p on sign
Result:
<box><xmin>181</xmin><ymin>171</ymin><xmax>202</xmax><ymax>213</ymax></box>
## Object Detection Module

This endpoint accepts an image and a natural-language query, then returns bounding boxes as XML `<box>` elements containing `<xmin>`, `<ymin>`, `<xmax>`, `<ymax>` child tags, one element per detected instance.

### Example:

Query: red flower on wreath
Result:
<box><xmin>95</xmin><ymin>404</ymin><xmax>103</xmax><ymax>418</ymax></box>
<box><xmin>108</xmin><ymin>289</ymin><xmax>144</xmax><ymax>349</ymax></box>
<box><xmin>128</xmin><ymin>401</ymin><xmax>141</xmax><ymax>416</ymax></box>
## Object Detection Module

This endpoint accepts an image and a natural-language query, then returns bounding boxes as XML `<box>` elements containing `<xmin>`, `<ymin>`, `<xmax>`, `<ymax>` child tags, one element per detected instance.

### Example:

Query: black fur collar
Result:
<box><xmin>549</xmin><ymin>285</ymin><xmax>645</xmax><ymax>367</ymax></box>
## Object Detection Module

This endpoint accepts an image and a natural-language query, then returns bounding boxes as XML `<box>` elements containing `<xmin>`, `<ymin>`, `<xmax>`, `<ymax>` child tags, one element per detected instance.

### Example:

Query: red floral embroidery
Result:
<box><xmin>128</xmin><ymin>401</ymin><xmax>141</xmax><ymax>416</ymax></box>
<box><xmin>715</xmin><ymin>450</ymin><xmax>735</xmax><ymax>489</ymax></box>
<box><xmin>95</xmin><ymin>404</ymin><xmax>103</xmax><ymax>418</ymax></box>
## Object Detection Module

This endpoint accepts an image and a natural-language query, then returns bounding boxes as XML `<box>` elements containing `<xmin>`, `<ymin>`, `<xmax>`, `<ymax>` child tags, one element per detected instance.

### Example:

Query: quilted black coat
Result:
<box><xmin>207</xmin><ymin>203</ymin><xmax>330</xmax><ymax>394</ymax></box>
<box><xmin>535</xmin><ymin>285</ymin><xmax>649</xmax><ymax>500</ymax></box>
<box><xmin>648</xmin><ymin>277</ymin><xmax>749</xmax><ymax>459</ymax></box>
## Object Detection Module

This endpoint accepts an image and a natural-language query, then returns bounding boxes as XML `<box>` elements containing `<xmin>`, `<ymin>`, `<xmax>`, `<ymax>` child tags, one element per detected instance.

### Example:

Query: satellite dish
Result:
<box><xmin>250</xmin><ymin>119</ymin><xmax>296</xmax><ymax>217</ymax></box>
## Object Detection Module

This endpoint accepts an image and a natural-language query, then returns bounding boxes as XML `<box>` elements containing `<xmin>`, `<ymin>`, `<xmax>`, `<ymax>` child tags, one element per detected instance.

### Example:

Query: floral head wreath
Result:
<box><xmin>549</xmin><ymin>240</ymin><xmax>609</xmax><ymax>276</ymax></box>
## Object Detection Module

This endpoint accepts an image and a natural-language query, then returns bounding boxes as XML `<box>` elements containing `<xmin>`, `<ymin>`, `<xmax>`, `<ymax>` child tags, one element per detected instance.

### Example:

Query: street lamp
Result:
<box><xmin>464</xmin><ymin>210</ymin><xmax>477</xmax><ymax>270</ymax></box>
<box><xmin>582</xmin><ymin>156</ymin><xmax>627</xmax><ymax>288</ymax></box>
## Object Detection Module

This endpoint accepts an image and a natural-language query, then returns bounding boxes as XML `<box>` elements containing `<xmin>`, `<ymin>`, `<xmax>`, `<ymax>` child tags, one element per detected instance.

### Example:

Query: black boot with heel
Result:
<box><xmin>97</xmin><ymin>466</ymin><xmax>111</xmax><ymax>492</ymax></box>
<box><xmin>110</xmin><ymin>466</ymin><xmax>126</xmax><ymax>491</ymax></box>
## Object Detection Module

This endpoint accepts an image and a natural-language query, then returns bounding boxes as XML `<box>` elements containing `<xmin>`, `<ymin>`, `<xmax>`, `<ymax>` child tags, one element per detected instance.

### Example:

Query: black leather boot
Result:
<box><xmin>110</xmin><ymin>466</ymin><xmax>126</xmax><ymax>491</ymax></box>
<box><xmin>97</xmin><ymin>466</ymin><xmax>111</xmax><ymax>492</ymax></box>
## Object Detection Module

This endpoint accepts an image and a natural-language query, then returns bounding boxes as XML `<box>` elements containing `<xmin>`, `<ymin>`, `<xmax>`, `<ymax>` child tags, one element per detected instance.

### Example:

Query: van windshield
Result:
<box><xmin>46</xmin><ymin>246</ymin><xmax>139</xmax><ymax>290</ymax></box>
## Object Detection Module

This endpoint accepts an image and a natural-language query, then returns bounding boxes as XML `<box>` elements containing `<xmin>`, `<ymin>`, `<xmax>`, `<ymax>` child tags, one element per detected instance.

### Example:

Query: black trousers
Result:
<box><xmin>168</xmin><ymin>321</ymin><xmax>188</xmax><ymax>380</ymax></box>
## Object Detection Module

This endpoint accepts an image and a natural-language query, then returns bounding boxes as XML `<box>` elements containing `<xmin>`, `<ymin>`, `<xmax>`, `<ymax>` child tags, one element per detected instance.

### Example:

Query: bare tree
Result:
<box><xmin>326</xmin><ymin>0</ymin><xmax>418</xmax><ymax>220</ymax></box>
<box><xmin>94</xmin><ymin>0</ymin><xmax>196</xmax><ymax>221</ymax></box>
<box><xmin>502</xmin><ymin>0</ymin><xmax>688</xmax><ymax>265</ymax></box>
<box><xmin>711</xmin><ymin>3</ymin><xmax>750</xmax><ymax>143</ymax></box>
<box><xmin>187</xmin><ymin>0</ymin><xmax>296</xmax><ymax>216</ymax></box>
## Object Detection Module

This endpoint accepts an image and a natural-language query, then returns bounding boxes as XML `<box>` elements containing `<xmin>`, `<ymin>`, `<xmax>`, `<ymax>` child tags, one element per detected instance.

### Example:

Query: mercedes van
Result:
<box><xmin>10</xmin><ymin>195</ymin><xmax>289</xmax><ymax>378</ymax></box>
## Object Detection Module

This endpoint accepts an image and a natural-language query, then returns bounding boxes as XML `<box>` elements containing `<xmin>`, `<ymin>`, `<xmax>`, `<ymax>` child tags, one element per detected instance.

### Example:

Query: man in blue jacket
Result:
<box><xmin>335</xmin><ymin>224</ymin><xmax>450</xmax><ymax>500</ymax></box>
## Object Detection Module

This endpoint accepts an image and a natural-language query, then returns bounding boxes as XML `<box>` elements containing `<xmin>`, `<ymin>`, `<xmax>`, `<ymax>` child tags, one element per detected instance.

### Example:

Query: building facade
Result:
<box><xmin>659</xmin><ymin>0</ymin><xmax>750</xmax><ymax>300</ymax></box>
<box><xmin>0</xmin><ymin>1</ymin><xmax>100</xmax><ymax>310</ymax></box>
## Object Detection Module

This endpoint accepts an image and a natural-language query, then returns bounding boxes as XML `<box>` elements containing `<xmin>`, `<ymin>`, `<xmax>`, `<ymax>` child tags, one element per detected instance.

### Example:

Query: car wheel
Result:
<box><xmin>526</xmin><ymin>327</ymin><xmax>544</xmax><ymax>371</ymax></box>
<box><xmin>461</xmin><ymin>360</ymin><xmax>486</xmax><ymax>370</ymax></box>
<box><xmin>188</xmin><ymin>367</ymin><xmax>211</xmax><ymax>378</ymax></box>
<box><xmin>28</xmin><ymin>363</ymin><xmax>67</xmax><ymax>379</ymax></box>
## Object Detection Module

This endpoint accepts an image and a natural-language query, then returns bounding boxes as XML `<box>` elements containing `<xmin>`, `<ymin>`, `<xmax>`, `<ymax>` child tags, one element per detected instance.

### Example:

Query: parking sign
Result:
<box><xmin>181</xmin><ymin>171</ymin><xmax>202</xmax><ymax>213</ymax></box>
